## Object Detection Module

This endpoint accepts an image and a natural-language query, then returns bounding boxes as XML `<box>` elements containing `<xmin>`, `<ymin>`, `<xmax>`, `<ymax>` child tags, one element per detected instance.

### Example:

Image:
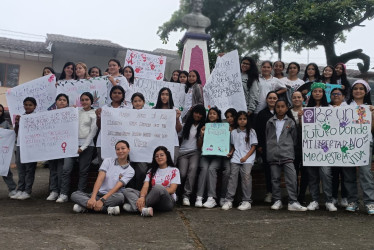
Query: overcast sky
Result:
<box><xmin>1</xmin><ymin>0</ymin><xmax>373</xmax><ymax>70</ymax></box>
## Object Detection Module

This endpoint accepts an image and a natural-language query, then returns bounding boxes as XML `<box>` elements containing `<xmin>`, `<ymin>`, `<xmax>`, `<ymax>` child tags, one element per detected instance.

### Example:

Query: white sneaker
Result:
<box><xmin>219</xmin><ymin>198</ymin><xmax>225</xmax><ymax>207</ymax></box>
<box><xmin>123</xmin><ymin>203</ymin><xmax>134</xmax><ymax>212</ymax></box>
<box><xmin>288</xmin><ymin>202</ymin><xmax>307</xmax><ymax>211</ymax></box>
<box><xmin>73</xmin><ymin>204</ymin><xmax>87</xmax><ymax>213</ymax></box>
<box><xmin>46</xmin><ymin>191</ymin><xmax>59</xmax><ymax>201</ymax></box>
<box><xmin>141</xmin><ymin>207</ymin><xmax>153</xmax><ymax>217</ymax></box>
<box><xmin>56</xmin><ymin>194</ymin><xmax>68</xmax><ymax>203</ymax></box>
<box><xmin>8</xmin><ymin>190</ymin><xmax>17</xmax><ymax>198</ymax></box>
<box><xmin>203</xmin><ymin>197</ymin><xmax>217</xmax><ymax>208</ymax></box>
<box><xmin>340</xmin><ymin>198</ymin><xmax>348</xmax><ymax>208</ymax></box>
<box><xmin>107</xmin><ymin>206</ymin><xmax>120</xmax><ymax>215</ymax></box>
<box><xmin>307</xmin><ymin>201</ymin><xmax>320</xmax><ymax>211</ymax></box>
<box><xmin>10</xmin><ymin>190</ymin><xmax>22</xmax><ymax>199</ymax></box>
<box><xmin>18</xmin><ymin>191</ymin><xmax>31</xmax><ymax>200</ymax></box>
<box><xmin>195</xmin><ymin>196</ymin><xmax>203</xmax><ymax>207</ymax></box>
<box><xmin>264</xmin><ymin>193</ymin><xmax>272</xmax><ymax>203</ymax></box>
<box><xmin>331</xmin><ymin>197</ymin><xmax>338</xmax><ymax>206</ymax></box>
<box><xmin>325</xmin><ymin>202</ymin><xmax>337</xmax><ymax>212</ymax></box>
<box><xmin>222</xmin><ymin>201</ymin><xmax>233</xmax><ymax>211</ymax></box>
<box><xmin>182</xmin><ymin>198</ymin><xmax>190</xmax><ymax>206</ymax></box>
<box><xmin>271</xmin><ymin>200</ymin><xmax>283</xmax><ymax>210</ymax></box>
<box><xmin>238</xmin><ymin>201</ymin><xmax>251</xmax><ymax>211</ymax></box>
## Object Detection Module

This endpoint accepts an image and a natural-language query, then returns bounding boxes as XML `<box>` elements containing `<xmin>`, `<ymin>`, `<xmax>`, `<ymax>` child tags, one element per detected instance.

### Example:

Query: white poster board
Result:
<box><xmin>101</xmin><ymin>107</ymin><xmax>176</xmax><ymax>162</ymax></box>
<box><xmin>19</xmin><ymin>107</ymin><xmax>79</xmax><ymax>163</ymax></box>
<box><xmin>56</xmin><ymin>77</ymin><xmax>109</xmax><ymax>108</ymax></box>
<box><xmin>302</xmin><ymin>106</ymin><xmax>371</xmax><ymax>166</ymax></box>
<box><xmin>124</xmin><ymin>50</ymin><xmax>166</xmax><ymax>81</ymax></box>
<box><xmin>0</xmin><ymin>129</ymin><xmax>16</xmax><ymax>176</ymax></box>
<box><xmin>6</xmin><ymin>74</ymin><xmax>57</xmax><ymax>123</ymax></box>
<box><xmin>203</xmin><ymin>50</ymin><xmax>247</xmax><ymax>118</ymax></box>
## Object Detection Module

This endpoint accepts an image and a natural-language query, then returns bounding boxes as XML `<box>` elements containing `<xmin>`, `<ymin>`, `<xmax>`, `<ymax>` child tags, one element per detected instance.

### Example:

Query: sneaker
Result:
<box><xmin>8</xmin><ymin>190</ymin><xmax>17</xmax><ymax>198</ymax></box>
<box><xmin>56</xmin><ymin>194</ymin><xmax>69</xmax><ymax>203</ymax></box>
<box><xmin>141</xmin><ymin>207</ymin><xmax>153</xmax><ymax>217</ymax></box>
<box><xmin>271</xmin><ymin>200</ymin><xmax>283</xmax><ymax>210</ymax></box>
<box><xmin>73</xmin><ymin>204</ymin><xmax>87</xmax><ymax>213</ymax></box>
<box><xmin>123</xmin><ymin>203</ymin><xmax>134</xmax><ymax>212</ymax></box>
<box><xmin>107</xmin><ymin>206</ymin><xmax>120</xmax><ymax>216</ymax></box>
<box><xmin>18</xmin><ymin>191</ymin><xmax>31</xmax><ymax>200</ymax></box>
<box><xmin>346</xmin><ymin>202</ymin><xmax>359</xmax><ymax>212</ymax></box>
<box><xmin>288</xmin><ymin>202</ymin><xmax>307</xmax><ymax>211</ymax></box>
<box><xmin>195</xmin><ymin>196</ymin><xmax>203</xmax><ymax>208</ymax></box>
<box><xmin>264</xmin><ymin>192</ymin><xmax>272</xmax><ymax>203</ymax></box>
<box><xmin>46</xmin><ymin>191</ymin><xmax>59</xmax><ymax>201</ymax></box>
<box><xmin>10</xmin><ymin>190</ymin><xmax>22</xmax><ymax>199</ymax></box>
<box><xmin>203</xmin><ymin>197</ymin><xmax>217</xmax><ymax>208</ymax></box>
<box><xmin>340</xmin><ymin>198</ymin><xmax>348</xmax><ymax>208</ymax></box>
<box><xmin>238</xmin><ymin>201</ymin><xmax>251</xmax><ymax>211</ymax></box>
<box><xmin>366</xmin><ymin>204</ymin><xmax>374</xmax><ymax>215</ymax></box>
<box><xmin>307</xmin><ymin>201</ymin><xmax>320</xmax><ymax>211</ymax></box>
<box><xmin>325</xmin><ymin>202</ymin><xmax>338</xmax><ymax>212</ymax></box>
<box><xmin>219</xmin><ymin>198</ymin><xmax>225</xmax><ymax>207</ymax></box>
<box><xmin>221</xmin><ymin>201</ymin><xmax>233</xmax><ymax>211</ymax></box>
<box><xmin>182</xmin><ymin>198</ymin><xmax>190</xmax><ymax>206</ymax></box>
<box><xmin>331</xmin><ymin>197</ymin><xmax>338</xmax><ymax>206</ymax></box>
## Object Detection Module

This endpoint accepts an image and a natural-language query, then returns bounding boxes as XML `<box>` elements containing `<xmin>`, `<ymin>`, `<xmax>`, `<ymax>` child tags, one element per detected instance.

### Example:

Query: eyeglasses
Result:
<box><xmin>331</xmin><ymin>93</ymin><xmax>342</xmax><ymax>96</ymax></box>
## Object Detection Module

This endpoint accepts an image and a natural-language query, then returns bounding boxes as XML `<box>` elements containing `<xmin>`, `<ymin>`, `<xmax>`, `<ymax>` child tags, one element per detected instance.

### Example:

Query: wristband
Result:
<box><xmin>100</xmin><ymin>197</ymin><xmax>106</xmax><ymax>203</ymax></box>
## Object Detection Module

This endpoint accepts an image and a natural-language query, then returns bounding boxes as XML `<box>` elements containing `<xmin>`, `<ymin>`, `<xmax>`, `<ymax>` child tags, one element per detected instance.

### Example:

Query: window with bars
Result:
<box><xmin>0</xmin><ymin>63</ymin><xmax>20</xmax><ymax>87</ymax></box>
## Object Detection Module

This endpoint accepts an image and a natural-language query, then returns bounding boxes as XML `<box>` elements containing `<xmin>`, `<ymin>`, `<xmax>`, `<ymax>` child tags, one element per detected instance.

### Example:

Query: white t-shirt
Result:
<box><xmin>185</xmin><ymin>88</ymin><xmax>193</xmax><ymax>111</ymax></box>
<box><xmin>231</xmin><ymin>128</ymin><xmax>258</xmax><ymax>164</ymax></box>
<box><xmin>179</xmin><ymin>124</ymin><xmax>198</xmax><ymax>151</ymax></box>
<box><xmin>255</xmin><ymin>75</ymin><xmax>286</xmax><ymax>114</ymax></box>
<box><xmin>98</xmin><ymin>158</ymin><xmax>135</xmax><ymax>194</ymax></box>
<box><xmin>281</xmin><ymin>78</ymin><xmax>305</xmax><ymax>91</ymax></box>
<box><xmin>144</xmin><ymin>166</ymin><xmax>181</xmax><ymax>200</ymax></box>
<box><xmin>275</xmin><ymin>119</ymin><xmax>286</xmax><ymax>142</ymax></box>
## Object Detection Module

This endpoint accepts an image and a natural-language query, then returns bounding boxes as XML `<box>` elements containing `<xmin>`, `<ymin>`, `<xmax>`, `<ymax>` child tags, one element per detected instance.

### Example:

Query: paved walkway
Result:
<box><xmin>1</xmin><ymin>167</ymin><xmax>373</xmax><ymax>249</ymax></box>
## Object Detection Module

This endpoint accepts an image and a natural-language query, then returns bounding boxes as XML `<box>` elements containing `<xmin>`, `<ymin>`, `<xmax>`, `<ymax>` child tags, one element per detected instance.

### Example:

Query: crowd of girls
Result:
<box><xmin>2</xmin><ymin>58</ymin><xmax>374</xmax><ymax>216</ymax></box>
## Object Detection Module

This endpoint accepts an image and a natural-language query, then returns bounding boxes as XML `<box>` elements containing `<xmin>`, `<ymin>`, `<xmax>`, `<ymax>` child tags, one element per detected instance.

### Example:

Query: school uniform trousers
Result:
<box><xmin>15</xmin><ymin>146</ymin><xmax>37</xmax><ymax>194</ymax></box>
<box><xmin>71</xmin><ymin>190</ymin><xmax>125</xmax><ymax>212</ymax></box>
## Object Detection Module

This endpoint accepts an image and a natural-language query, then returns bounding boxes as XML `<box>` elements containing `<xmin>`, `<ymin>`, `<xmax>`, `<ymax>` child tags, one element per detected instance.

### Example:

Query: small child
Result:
<box><xmin>222</xmin><ymin>111</ymin><xmax>257</xmax><ymax>211</ymax></box>
<box><xmin>266</xmin><ymin>100</ymin><xmax>307</xmax><ymax>211</ymax></box>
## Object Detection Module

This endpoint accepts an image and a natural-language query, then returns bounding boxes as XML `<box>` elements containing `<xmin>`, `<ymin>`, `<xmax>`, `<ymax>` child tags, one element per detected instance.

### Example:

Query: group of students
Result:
<box><xmin>1</xmin><ymin>56</ymin><xmax>374</xmax><ymax>216</ymax></box>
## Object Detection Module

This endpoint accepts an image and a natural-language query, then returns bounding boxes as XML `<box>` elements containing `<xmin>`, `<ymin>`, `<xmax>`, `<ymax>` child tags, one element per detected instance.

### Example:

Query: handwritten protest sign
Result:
<box><xmin>203</xmin><ymin>50</ymin><xmax>247</xmax><ymax>118</ymax></box>
<box><xmin>302</xmin><ymin>106</ymin><xmax>371</xmax><ymax>166</ymax></box>
<box><xmin>6</xmin><ymin>74</ymin><xmax>57</xmax><ymax>123</ymax></box>
<box><xmin>0</xmin><ymin>129</ymin><xmax>16</xmax><ymax>176</ymax></box>
<box><xmin>101</xmin><ymin>107</ymin><xmax>176</xmax><ymax>162</ymax></box>
<box><xmin>124</xmin><ymin>50</ymin><xmax>166</xmax><ymax>81</ymax></box>
<box><xmin>57</xmin><ymin>77</ymin><xmax>109</xmax><ymax>108</ymax></box>
<box><xmin>202</xmin><ymin>123</ymin><xmax>230</xmax><ymax>156</ymax></box>
<box><xmin>133</xmin><ymin>78</ymin><xmax>185</xmax><ymax>110</ymax></box>
<box><xmin>19</xmin><ymin>107</ymin><xmax>79</xmax><ymax>163</ymax></box>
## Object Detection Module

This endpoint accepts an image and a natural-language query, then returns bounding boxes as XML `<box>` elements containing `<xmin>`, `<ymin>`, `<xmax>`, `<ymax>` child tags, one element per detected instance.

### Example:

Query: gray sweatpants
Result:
<box><xmin>271</xmin><ymin>162</ymin><xmax>298</xmax><ymax>203</ymax></box>
<box><xmin>2</xmin><ymin>169</ymin><xmax>17</xmax><ymax>192</ymax></box>
<box><xmin>123</xmin><ymin>185</ymin><xmax>175</xmax><ymax>212</ymax></box>
<box><xmin>207</xmin><ymin>157</ymin><xmax>230</xmax><ymax>199</ymax></box>
<box><xmin>196</xmin><ymin>156</ymin><xmax>222</xmax><ymax>197</ymax></box>
<box><xmin>225</xmin><ymin>163</ymin><xmax>252</xmax><ymax>202</ymax></box>
<box><xmin>177</xmin><ymin>150</ymin><xmax>200</xmax><ymax>199</ymax></box>
<box><xmin>48</xmin><ymin>159</ymin><xmax>64</xmax><ymax>193</ymax></box>
<box><xmin>70</xmin><ymin>190</ymin><xmax>125</xmax><ymax>212</ymax></box>
<box><xmin>307</xmin><ymin>166</ymin><xmax>333</xmax><ymax>203</ymax></box>
<box><xmin>16</xmin><ymin>146</ymin><xmax>37</xmax><ymax>194</ymax></box>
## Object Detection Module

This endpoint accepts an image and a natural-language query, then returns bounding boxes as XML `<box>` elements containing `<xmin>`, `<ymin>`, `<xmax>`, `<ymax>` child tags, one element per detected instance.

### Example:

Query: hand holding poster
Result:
<box><xmin>0</xmin><ymin>129</ymin><xmax>16</xmax><ymax>176</ymax></box>
<box><xmin>202</xmin><ymin>123</ymin><xmax>230</xmax><ymax>156</ymax></box>
<box><xmin>56</xmin><ymin>77</ymin><xmax>109</xmax><ymax>108</ymax></box>
<box><xmin>302</xmin><ymin>106</ymin><xmax>371</xmax><ymax>166</ymax></box>
<box><xmin>203</xmin><ymin>50</ymin><xmax>247</xmax><ymax>118</ymax></box>
<box><xmin>100</xmin><ymin>108</ymin><xmax>176</xmax><ymax>162</ymax></box>
<box><xmin>19</xmin><ymin>107</ymin><xmax>79</xmax><ymax>163</ymax></box>
<box><xmin>6</xmin><ymin>74</ymin><xmax>57</xmax><ymax>123</ymax></box>
<box><xmin>124</xmin><ymin>50</ymin><xmax>166</xmax><ymax>81</ymax></box>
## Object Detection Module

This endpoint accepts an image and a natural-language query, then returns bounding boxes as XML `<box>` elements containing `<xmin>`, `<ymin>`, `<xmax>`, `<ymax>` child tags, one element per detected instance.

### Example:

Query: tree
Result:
<box><xmin>158</xmin><ymin>0</ymin><xmax>374</xmax><ymax>72</ymax></box>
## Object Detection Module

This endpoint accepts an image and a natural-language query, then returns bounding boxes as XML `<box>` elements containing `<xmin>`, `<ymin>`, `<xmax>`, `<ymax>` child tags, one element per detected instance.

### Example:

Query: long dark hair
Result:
<box><xmin>206</xmin><ymin>106</ymin><xmax>222</xmax><ymax>123</ymax></box>
<box><xmin>182</xmin><ymin>104</ymin><xmax>206</xmax><ymax>140</ymax></box>
<box><xmin>234</xmin><ymin>111</ymin><xmax>253</xmax><ymax>145</ymax></box>
<box><xmin>88</xmin><ymin>66</ymin><xmax>102</xmax><ymax>77</ymax></box>
<box><xmin>147</xmin><ymin>146</ymin><xmax>174</xmax><ymax>191</ymax></box>
<box><xmin>115</xmin><ymin>140</ymin><xmax>130</xmax><ymax>162</ymax></box>
<box><xmin>169</xmin><ymin>70</ymin><xmax>181</xmax><ymax>82</ymax></box>
<box><xmin>347</xmin><ymin>82</ymin><xmax>372</xmax><ymax>105</ymax></box>
<box><xmin>42</xmin><ymin>67</ymin><xmax>55</xmax><ymax>76</ymax></box>
<box><xmin>334</xmin><ymin>63</ymin><xmax>350</xmax><ymax>95</ymax></box>
<box><xmin>303</xmin><ymin>63</ymin><xmax>321</xmax><ymax>82</ymax></box>
<box><xmin>59</xmin><ymin>62</ymin><xmax>76</xmax><ymax>80</ymax></box>
<box><xmin>154</xmin><ymin>87</ymin><xmax>175</xmax><ymax>109</ymax></box>
<box><xmin>0</xmin><ymin>104</ymin><xmax>5</xmax><ymax>124</ymax></box>
<box><xmin>307</xmin><ymin>88</ymin><xmax>329</xmax><ymax>107</ymax></box>
<box><xmin>178</xmin><ymin>70</ymin><xmax>189</xmax><ymax>83</ymax></box>
<box><xmin>123</xmin><ymin>66</ymin><xmax>135</xmax><ymax>85</ymax></box>
<box><xmin>110</xmin><ymin>85</ymin><xmax>125</xmax><ymax>103</ymax></box>
<box><xmin>241</xmin><ymin>57</ymin><xmax>259</xmax><ymax>90</ymax></box>
<box><xmin>286</xmin><ymin>62</ymin><xmax>300</xmax><ymax>74</ymax></box>
<box><xmin>321</xmin><ymin>65</ymin><xmax>337</xmax><ymax>84</ymax></box>
<box><xmin>185</xmin><ymin>70</ymin><xmax>202</xmax><ymax>93</ymax></box>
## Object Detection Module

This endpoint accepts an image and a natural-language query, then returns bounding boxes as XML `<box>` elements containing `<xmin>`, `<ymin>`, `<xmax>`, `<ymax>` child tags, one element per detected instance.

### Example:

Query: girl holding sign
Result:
<box><xmin>222</xmin><ymin>111</ymin><xmax>257</xmax><ymax>211</ymax></box>
<box><xmin>107</xmin><ymin>59</ymin><xmax>132</xmax><ymax>107</ymax></box>
<box><xmin>344</xmin><ymin>80</ymin><xmax>374</xmax><ymax>214</ymax></box>
<box><xmin>177</xmin><ymin>104</ymin><xmax>206</xmax><ymax>206</ymax></box>
<box><xmin>75</xmin><ymin>62</ymin><xmax>90</xmax><ymax>80</ymax></box>
<box><xmin>11</xmin><ymin>97</ymin><xmax>38</xmax><ymax>200</ymax></box>
<box><xmin>306</xmin><ymin>82</ymin><xmax>337</xmax><ymax>211</ymax></box>
<box><xmin>56</xmin><ymin>92</ymin><xmax>98</xmax><ymax>203</ymax></box>
<box><xmin>58</xmin><ymin>62</ymin><xmax>76</xmax><ymax>81</ymax></box>
<box><xmin>123</xmin><ymin>146</ymin><xmax>180</xmax><ymax>217</ymax></box>
<box><xmin>88</xmin><ymin>66</ymin><xmax>102</xmax><ymax>78</ymax></box>
<box><xmin>71</xmin><ymin>140</ymin><xmax>135</xmax><ymax>215</ymax></box>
